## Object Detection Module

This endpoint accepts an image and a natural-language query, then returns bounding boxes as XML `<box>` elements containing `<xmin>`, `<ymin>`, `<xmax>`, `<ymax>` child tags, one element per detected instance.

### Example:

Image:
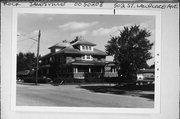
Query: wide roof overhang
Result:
<box><xmin>66</xmin><ymin>60</ymin><xmax>105</xmax><ymax>66</ymax></box>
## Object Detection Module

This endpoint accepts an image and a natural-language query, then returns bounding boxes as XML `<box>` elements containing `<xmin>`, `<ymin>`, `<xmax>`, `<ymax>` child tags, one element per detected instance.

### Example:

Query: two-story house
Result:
<box><xmin>40</xmin><ymin>38</ymin><xmax>107</xmax><ymax>81</ymax></box>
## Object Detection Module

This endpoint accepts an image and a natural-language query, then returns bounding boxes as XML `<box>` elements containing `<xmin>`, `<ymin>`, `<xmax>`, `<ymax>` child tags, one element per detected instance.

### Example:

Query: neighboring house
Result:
<box><xmin>104</xmin><ymin>62</ymin><xmax>118</xmax><ymax>78</ymax></box>
<box><xmin>17</xmin><ymin>70</ymin><xmax>31</xmax><ymax>80</ymax></box>
<box><xmin>136</xmin><ymin>69</ymin><xmax>155</xmax><ymax>84</ymax></box>
<box><xmin>39</xmin><ymin>38</ymin><xmax>107</xmax><ymax>81</ymax></box>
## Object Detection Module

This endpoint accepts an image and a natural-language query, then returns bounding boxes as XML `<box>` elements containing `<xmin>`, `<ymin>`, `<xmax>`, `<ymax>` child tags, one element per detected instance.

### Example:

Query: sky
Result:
<box><xmin>17</xmin><ymin>13</ymin><xmax>155</xmax><ymax>66</ymax></box>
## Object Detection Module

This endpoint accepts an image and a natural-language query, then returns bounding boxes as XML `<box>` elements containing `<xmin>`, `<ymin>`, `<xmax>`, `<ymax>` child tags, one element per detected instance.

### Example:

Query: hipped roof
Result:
<box><xmin>41</xmin><ymin>38</ymin><xmax>106</xmax><ymax>59</ymax></box>
<box><xmin>53</xmin><ymin>47</ymin><xmax>107</xmax><ymax>56</ymax></box>
<box><xmin>71</xmin><ymin>39</ymin><xmax>96</xmax><ymax>46</ymax></box>
<box><xmin>48</xmin><ymin>41</ymin><xmax>70</xmax><ymax>49</ymax></box>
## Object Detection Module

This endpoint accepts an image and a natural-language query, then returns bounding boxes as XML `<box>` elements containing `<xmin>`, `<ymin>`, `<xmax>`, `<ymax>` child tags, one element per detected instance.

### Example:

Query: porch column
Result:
<box><xmin>89</xmin><ymin>67</ymin><xmax>91</xmax><ymax>73</ymax></box>
<box><xmin>112</xmin><ymin>68</ymin><xmax>114</xmax><ymax>73</ymax></box>
<box><xmin>76</xmin><ymin>67</ymin><xmax>78</xmax><ymax>73</ymax></box>
<box><xmin>101</xmin><ymin>67</ymin><xmax>103</xmax><ymax>73</ymax></box>
<box><xmin>73</xmin><ymin>67</ymin><xmax>78</xmax><ymax>73</ymax></box>
<box><xmin>73</xmin><ymin>67</ymin><xmax>75</xmax><ymax>73</ymax></box>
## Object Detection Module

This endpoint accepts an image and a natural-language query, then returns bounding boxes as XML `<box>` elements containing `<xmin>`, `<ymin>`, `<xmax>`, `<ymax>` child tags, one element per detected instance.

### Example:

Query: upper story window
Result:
<box><xmin>55</xmin><ymin>49</ymin><xmax>60</xmax><ymax>52</ymax></box>
<box><xmin>80</xmin><ymin>45</ymin><xmax>93</xmax><ymax>51</ymax></box>
<box><xmin>82</xmin><ymin>55</ymin><xmax>93</xmax><ymax>60</ymax></box>
<box><xmin>82</xmin><ymin>46</ymin><xmax>85</xmax><ymax>50</ymax></box>
<box><xmin>86</xmin><ymin>55</ymin><xmax>91</xmax><ymax>60</ymax></box>
<box><xmin>89</xmin><ymin>46</ymin><xmax>92</xmax><ymax>50</ymax></box>
<box><xmin>111</xmin><ymin>67</ymin><xmax>116</xmax><ymax>73</ymax></box>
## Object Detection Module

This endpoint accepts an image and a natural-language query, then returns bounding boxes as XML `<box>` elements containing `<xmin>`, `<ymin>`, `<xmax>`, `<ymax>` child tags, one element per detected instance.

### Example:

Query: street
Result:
<box><xmin>16</xmin><ymin>83</ymin><xmax>154</xmax><ymax>108</ymax></box>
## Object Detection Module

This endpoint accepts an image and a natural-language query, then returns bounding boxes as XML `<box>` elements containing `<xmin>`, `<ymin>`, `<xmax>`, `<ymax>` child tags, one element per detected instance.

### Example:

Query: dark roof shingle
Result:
<box><xmin>48</xmin><ymin>41</ymin><xmax>70</xmax><ymax>49</ymax></box>
<box><xmin>71</xmin><ymin>39</ymin><xmax>96</xmax><ymax>46</ymax></box>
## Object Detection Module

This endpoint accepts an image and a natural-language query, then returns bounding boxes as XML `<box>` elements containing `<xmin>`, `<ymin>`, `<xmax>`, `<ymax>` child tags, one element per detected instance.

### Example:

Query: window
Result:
<box><xmin>81</xmin><ymin>45</ymin><xmax>93</xmax><ymax>51</ymax></box>
<box><xmin>82</xmin><ymin>46</ymin><xmax>85</xmax><ymax>50</ymax></box>
<box><xmin>55</xmin><ymin>49</ymin><xmax>60</xmax><ymax>52</ymax></box>
<box><xmin>89</xmin><ymin>46</ymin><xmax>92</xmax><ymax>50</ymax></box>
<box><xmin>111</xmin><ymin>67</ymin><xmax>116</xmax><ymax>73</ymax></box>
<box><xmin>82</xmin><ymin>55</ymin><xmax>86</xmax><ymax>60</ymax></box>
<box><xmin>86</xmin><ymin>55</ymin><xmax>91</xmax><ymax>59</ymax></box>
<box><xmin>81</xmin><ymin>55</ymin><xmax>93</xmax><ymax>60</ymax></box>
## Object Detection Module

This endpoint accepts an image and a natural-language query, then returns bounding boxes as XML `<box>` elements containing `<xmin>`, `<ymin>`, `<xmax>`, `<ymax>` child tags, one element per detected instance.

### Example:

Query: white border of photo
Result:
<box><xmin>11</xmin><ymin>8</ymin><xmax>161</xmax><ymax>114</ymax></box>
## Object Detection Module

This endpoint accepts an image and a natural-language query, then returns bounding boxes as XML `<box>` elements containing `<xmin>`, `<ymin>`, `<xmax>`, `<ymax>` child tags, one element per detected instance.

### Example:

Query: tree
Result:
<box><xmin>17</xmin><ymin>52</ymin><xmax>36</xmax><ymax>72</ymax></box>
<box><xmin>150</xmin><ymin>63</ymin><xmax>155</xmax><ymax>69</ymax></box>
<box><xmin>105</xmin><ymin>25</ymin><xmax>153</xmax><ymax>82</ymax></box>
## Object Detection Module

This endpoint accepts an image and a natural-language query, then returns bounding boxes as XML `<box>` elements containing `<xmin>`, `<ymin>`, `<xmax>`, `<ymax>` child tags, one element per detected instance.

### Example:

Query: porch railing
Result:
<box><xmin>56</xmin><ymin>72</ymin><xmax>104</xmax><ymax>79</ymax></box>
<box><xmin>104</xmin><ymin>72</ymin><xmax>118</xmax><ymax>77</ymax></box>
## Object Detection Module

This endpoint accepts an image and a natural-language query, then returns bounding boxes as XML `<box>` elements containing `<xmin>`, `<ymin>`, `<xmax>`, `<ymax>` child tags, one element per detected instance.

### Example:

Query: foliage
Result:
<box><xmin>105</xmin><ymin>25</ymin><xmax>153</xmax><ymax>81</ymax></box>
<box><xmin>150</xmin><ymin>63</ymin><xmax>155</xmax><ymax>69</ymax></box>
<box><xmin>17</xmin><ymin>52</ymin><xmax>36</xmax><ymax>72</ymax></box>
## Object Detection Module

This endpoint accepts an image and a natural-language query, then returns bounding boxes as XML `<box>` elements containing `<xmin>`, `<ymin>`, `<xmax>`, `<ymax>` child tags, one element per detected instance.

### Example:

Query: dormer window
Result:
<box><xmin>80</xmin><ymin>45</ymin><xmax>93</xmax><ymax>51</ymax></box>
<box><xmin>89</xmin><ymin>47</ymin><xmax>92</xmax><ymax>50</ymax></box>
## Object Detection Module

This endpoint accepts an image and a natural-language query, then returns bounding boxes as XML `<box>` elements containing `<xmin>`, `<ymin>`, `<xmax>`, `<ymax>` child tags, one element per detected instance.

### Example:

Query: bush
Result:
<box><xmin>23</xmin><ymin>77</ymin><xmax>51</xmax><ymax>83</ymax></box>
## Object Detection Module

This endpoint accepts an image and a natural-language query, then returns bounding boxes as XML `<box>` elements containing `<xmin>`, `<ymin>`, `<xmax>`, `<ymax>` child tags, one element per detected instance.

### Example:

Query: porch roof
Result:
<box><xmin>67</xmin><ymin>60</ymin><xmax>105</xmax><ymax>66</ymax></box>
<box><xmin>105</xmin><ymin>61</ymin><xmax>116</xmax><ymax>66</ymax></box>
<box><xmin>137</xmin><ymin>69</ymin><xmax>155</xmax><ymax>73</ymax></box>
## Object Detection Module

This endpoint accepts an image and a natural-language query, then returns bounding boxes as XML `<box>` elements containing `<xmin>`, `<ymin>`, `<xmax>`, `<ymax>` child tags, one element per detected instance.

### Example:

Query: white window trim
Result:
<box><xmin>80</xmin><ymin>45</ymin><xmax>94</xmax><ymax>51</ymax></box>
<box><xmin>81</xmin><ymin>55</ymin><xmax>93</xmax><ymax>60</ymax></box>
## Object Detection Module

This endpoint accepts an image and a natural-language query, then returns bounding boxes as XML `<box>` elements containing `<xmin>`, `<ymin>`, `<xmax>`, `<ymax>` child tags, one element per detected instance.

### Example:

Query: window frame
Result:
<box><xmin>81</xmin><ymin>55</ymin><xmax>93</xmax><ymax>60</ymax></box>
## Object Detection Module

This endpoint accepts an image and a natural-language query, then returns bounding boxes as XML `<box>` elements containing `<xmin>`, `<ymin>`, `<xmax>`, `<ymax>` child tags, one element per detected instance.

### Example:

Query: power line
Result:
<box><xmin>17</xmin><ymin>35</ymin><xmax>38</xmax><ymax>43</ymax></box>
<box><xmin>18</xmin><ymin>30</ymin><xmax>42</xmax><ymax>85</ymax></box>
<box><xmin>18</xmin><ymin>32</ymin><xmax>38</xmax><ymax>37</ymax></box>
<box><xmin>27</xmin><ymin>41</ymin><xmax>36</xmax><ymax>52</ymax></box>
<box><xmin>35</xmin><ymin>30</ymin><xmax>41</xmax><ymax>85</ymax></box>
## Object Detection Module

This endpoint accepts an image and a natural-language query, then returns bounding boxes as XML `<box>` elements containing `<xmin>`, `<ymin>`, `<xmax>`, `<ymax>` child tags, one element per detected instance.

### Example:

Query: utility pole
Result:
<box><xmin>35</xmin><ymin>30</ymin><xmax>41</xmax><ymax>85</ymax></box>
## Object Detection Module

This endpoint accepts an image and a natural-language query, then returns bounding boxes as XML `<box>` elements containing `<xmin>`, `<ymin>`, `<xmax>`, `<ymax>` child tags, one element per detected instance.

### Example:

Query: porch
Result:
<box><xmin>72</xmin><ymin>65</ymin><xmax>104</xmax><ymax>79</ymax></box>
